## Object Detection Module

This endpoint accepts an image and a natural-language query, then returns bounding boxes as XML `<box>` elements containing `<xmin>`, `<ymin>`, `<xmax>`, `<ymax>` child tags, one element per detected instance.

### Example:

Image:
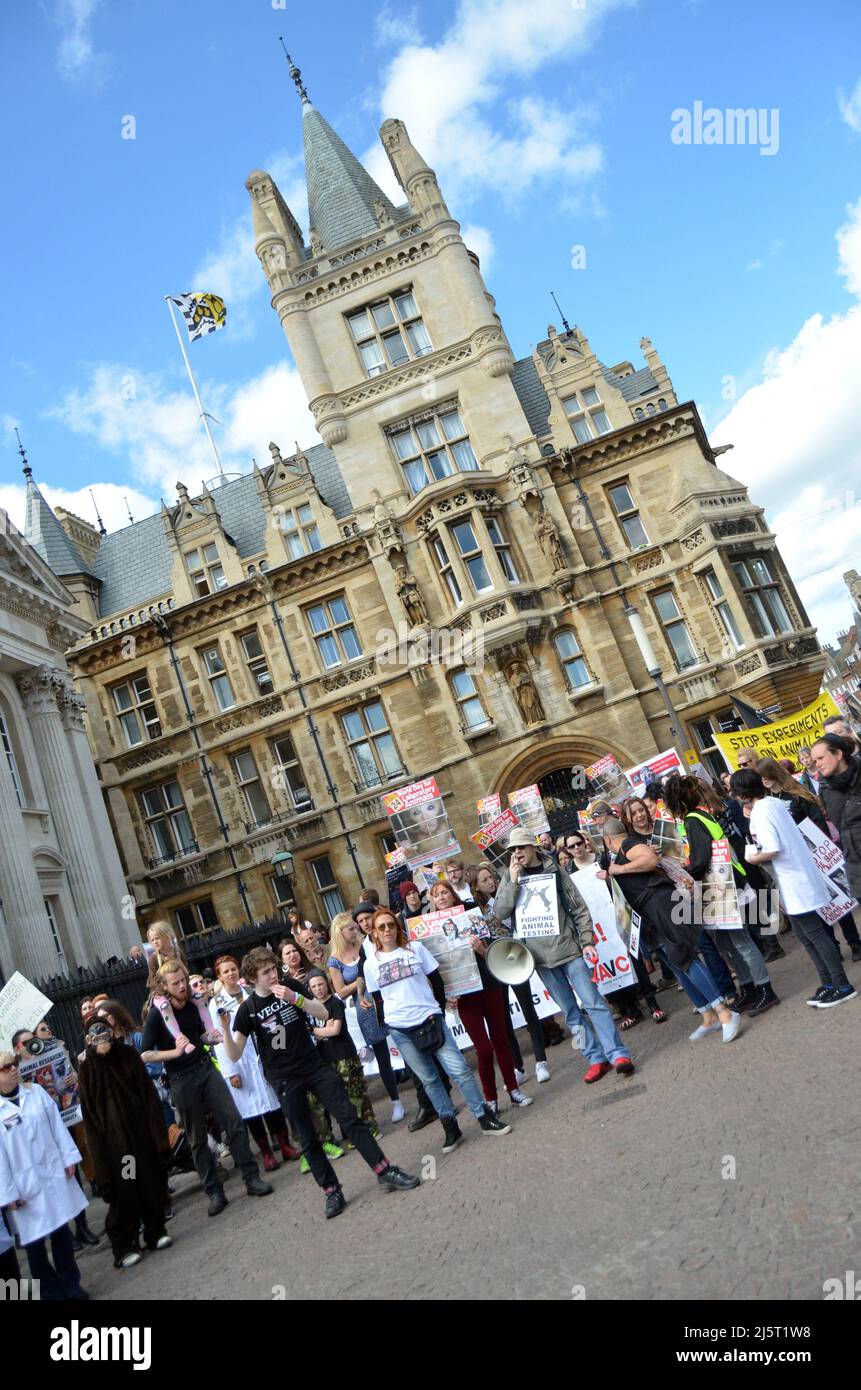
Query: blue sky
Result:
<box><xmin>2</xmin><ymin>0</ymin><xmax>861</xmax><ymax>641</ymax></box>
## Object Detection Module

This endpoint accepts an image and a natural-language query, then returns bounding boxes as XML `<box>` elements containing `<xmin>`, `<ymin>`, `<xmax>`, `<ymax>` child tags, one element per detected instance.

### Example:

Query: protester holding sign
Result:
<box><xmin>662</xmin><ymin>776</ymin><xmax>779</xmax><ymax>1018</ymax></box>
<box><xmin>811</xmin><ymin>733</ymin><xmax>861</xmax><ymax>903</ymax></box>
<box><xmin>422</xmin><ymin>881</ymin><xmax>532</xmax><ymax>1112</ymax></box>
<box><xmin>494</xmin><ymin>830</ymin><xmax>635</xmax><ymax>1083</ymax></box>
<box><xmin>731</xmin><ymin>769</ymin><xmax>856</xmax><ymax>1009</ymax></box>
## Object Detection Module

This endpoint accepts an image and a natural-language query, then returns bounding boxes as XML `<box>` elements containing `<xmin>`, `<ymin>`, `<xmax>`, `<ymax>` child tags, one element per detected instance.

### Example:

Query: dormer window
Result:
<box><xmin>563</xmin><ymin>388</ymin><xmax>612</xmax><ymax>443</ymax></box>
<box><xmin>347</xmin><ymin>290</ymin><xmax>433</xmax><ymax>378</ymax></box>
<box><xmin>185</xmin><ymin>543</ymin><xmax>227</xmax><ymax>597</ymax></box>
<box><xmin>279</xmin><ymin>503</ymin><xmax>322</xmax><ymax>559</ymax></box>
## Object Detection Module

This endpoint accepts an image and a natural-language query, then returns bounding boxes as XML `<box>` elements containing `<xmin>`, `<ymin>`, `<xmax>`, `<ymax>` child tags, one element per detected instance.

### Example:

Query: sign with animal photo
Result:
<box><xmin>513</xmin><ymin>873</ymin><xmax>560</xmax><ymax>939</ymax></box>
<box><xmin>584</xmin><ymin>753</ymin><xmax>632</xmax><ymax>804</ymax></box>
<box><xmin>507</xmin><ymin>784</ymin><xmax>550</xmax><ymax>837</ymax></box>
<box><xmin>797</xmin><ymin>816</ymin><xmax>859</xmax><ymax>925</ymax></box>
<box><xmin>476</xmin><ymin>793</ymin><xmax>502</xmax><ymax>827</ymax></box>
<box><xmin>625</xmin><ymin>747</ymin><xmax>686</xmax><ymax>798</ymax></box>
<box><xmin>470</xmin><ymin>808</ymin><xmax>520</xmax><ymax>871</ymax></box>
<box><xmin>383</xmin><ymin>776</ymin><xmax>460</xmax><ymax>870</ymax></box>
<box><xmin>18</xmin><ymin>1041</ymin><xmax>82</xmax><ymax>1128</ymax></box>
<box><xmin>408</xmin><ymin>908</ymin><xmax>484</xmax><ymax>999</ymax></box>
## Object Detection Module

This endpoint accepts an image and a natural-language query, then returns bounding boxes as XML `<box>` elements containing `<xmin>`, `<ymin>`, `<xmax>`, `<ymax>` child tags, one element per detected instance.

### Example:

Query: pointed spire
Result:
<box><xmin>302</xmin><ymin>104</ymin><xmax>397</xmax><ymax>252</ymax></box>
<box><xmin>89</xmin><ymin>488</ymin><xmax>107</xmax><ymax>537</ymax></box>
<box><xmin>279</xmin><ymin>39</ymin><xmax>309</xmax><ymax>103</ymax></box>
<box><xmin>23</xmin><ymin>460</ymin><xmax>96</xmax><ymax>579</ymax></box>
<box><xmin>15</xmin><ymin>428</ymin><xmax>32</xmax><ymax>480</ymax></box>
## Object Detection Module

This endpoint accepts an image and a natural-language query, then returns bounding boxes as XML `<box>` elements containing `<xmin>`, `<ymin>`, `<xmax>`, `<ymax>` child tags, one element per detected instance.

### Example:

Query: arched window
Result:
<box><xmin>658</xmin><ymin>398</ymin><xmax>668</xmax><ymax>411</ymax></box>
<box><xmin>634</xmin><ymin>407</ymin><xmax>645</xmax><ymax>420</ymax></box>
<box><xmin>646</xmin><ymin>402</ymin><xmax>656</xmax><ymax>416</ymax></box>
<box><xmin>554</xmin><ymin>630</ymin><xmax>591</xmax><ymax>690</ymax></box>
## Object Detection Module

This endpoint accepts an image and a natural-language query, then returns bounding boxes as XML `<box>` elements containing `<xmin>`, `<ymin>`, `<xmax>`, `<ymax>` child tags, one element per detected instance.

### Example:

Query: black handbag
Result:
<box><xmin>399</xmin><ymin>1011</ymin><xmax>445</xmax><ymax>1054</ymax></box>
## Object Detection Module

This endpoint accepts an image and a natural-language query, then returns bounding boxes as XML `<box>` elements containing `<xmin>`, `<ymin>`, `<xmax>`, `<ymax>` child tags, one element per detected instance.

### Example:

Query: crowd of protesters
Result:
<box><xmin>1</xmin><ymin>712</ymin><xmax>859</xmax><ymax>1298</ymax></box>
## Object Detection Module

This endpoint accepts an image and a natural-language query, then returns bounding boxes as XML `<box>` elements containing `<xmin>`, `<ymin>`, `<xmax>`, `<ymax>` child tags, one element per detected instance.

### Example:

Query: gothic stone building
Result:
<box><xmin>25</xmin><ymin>75</ymin><xmax>825</xmax><ymax>937</ymax></box>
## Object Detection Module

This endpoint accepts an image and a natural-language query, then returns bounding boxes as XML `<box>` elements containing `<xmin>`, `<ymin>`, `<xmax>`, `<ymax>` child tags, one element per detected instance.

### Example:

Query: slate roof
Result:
<box><xmin>25</xmin><ymin>479</ymin><xmax>95</xmax><ymax>577</ymax></box>
<box><xmin>599</xmin><ymin>362</ymin><xmax>660</xmax><ymax>402</ymax></box>
<box><xmin>510</xmin><ymin>357</ymin><xmax>553</xmax><ymax>438</ymax></box>
<box><xmin>303</xmin><ymin>104</ymin><xmax>399</xmax><ymax>252</ymax></box>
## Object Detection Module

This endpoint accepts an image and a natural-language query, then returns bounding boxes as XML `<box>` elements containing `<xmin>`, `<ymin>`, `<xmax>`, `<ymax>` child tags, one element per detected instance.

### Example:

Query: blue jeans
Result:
<box><xmin>389</xmin><ymin>1019</ymin><xmax>486</xmax><ymax>1120</ymax></box>
<box><xmin>660</xmin><ymin>948</ymin><xmax>725</xmax><ymax>1012</ymax></box>
<box><xmin>697</xmin><ymin>931</ymin><xmax>734</xmax><ymax>995</ymax></box>
<box><xmin>537</xmin><ymin>956</ymin><xmax>627</xmax><ymax>1064</ymax></box>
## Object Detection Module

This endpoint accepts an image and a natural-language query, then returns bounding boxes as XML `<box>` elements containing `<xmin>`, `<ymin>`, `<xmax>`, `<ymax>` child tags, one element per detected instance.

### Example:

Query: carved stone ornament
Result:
<box><xmin>533</xmin><ymin>510</ymin><xmax>566</xmax><ymax>571</ymax></box>
<box><xmin>17</xmin><ymin>665</ymin><xmax>68</xmax><ymax>718</ymax></box>
<box><xmin>394</xmin><ymin>566</ymin><xmax>429</xmax><ymax>627</ymax></box>
<box><xmin>680</xmin><ymin>528</ymin><xmax>706</xmax><ymax>552</ymax></box>
<box><xmin>506</xmin><ymin>660</ymin><xmax>546</xmax><ymax>726</ymax></box>
<box><xmin>369</xmin><ymin>490</ymin><xmax>402</xmax><ymax>557</ymax></box>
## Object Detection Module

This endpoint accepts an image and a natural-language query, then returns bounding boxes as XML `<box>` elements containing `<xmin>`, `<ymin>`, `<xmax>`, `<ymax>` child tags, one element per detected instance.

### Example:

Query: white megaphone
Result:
<box><xmin>486</xmin><ymin>937</ymin><xmax>535</xmax><ymax>987</ymax></box>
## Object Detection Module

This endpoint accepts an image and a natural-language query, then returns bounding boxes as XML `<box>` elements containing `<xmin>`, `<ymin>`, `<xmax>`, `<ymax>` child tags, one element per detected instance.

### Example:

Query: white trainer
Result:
<box><xmin>514</xmin><ymin>1068</ymin><xmax>527</xmax><ymax>1086</ymax></box>
<box><xmin>119</xmin><ymin>1252</ymin><xmax>142</xmax><ymax>1269</ymax></box>
<box><xmin>721</xmin><ymin>1011</ymin><xmax>742</xmax><ymax>1042</ymax></box>
<box><xmin>535</xmin><ymin>1061</ymin><xmax>551</xmax><ymax>1083</ymax></box>
<box><xmin>508</xmin><ymin>1089</ymin><xmax>534</xmax><ymax>1107</ymax></box>
<box><xmin>689</xmin><ymin>1022</ymin><xmax>721</xmax><ymax>1041</ymax></box>
<box><xmin>390</xmin><ymin>1100</ymin><xmax>405</xmax><ymax>1123</ymax></box>
<box><xmin>155</xmin><ymin>1234</ymin><xmax>173</xmax><ymax>1251</ymax></box>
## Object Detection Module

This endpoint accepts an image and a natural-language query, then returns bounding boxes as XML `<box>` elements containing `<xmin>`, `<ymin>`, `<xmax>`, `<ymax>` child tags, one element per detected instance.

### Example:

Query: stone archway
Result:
<box><xmin>492</xmin><ymin>734</ymin><xmax>638</xmax><ymax>839</ymax></box>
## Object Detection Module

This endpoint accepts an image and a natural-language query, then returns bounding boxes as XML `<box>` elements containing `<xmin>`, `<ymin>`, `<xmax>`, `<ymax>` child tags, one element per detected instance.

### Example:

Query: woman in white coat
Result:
<box><xmin>0</xmin><ymin>1049</ymin><xmax>89</xmax><ymax>1300</ymax></box>
<box><xmin>208</xmin><ymin>955</ymin><xmax>299</xmax><ymax>1169</ymax></box>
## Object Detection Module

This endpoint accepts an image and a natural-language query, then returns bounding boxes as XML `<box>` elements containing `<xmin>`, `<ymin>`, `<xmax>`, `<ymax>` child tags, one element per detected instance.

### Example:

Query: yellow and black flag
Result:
<box><xmin>169</xmin><ymin>292</ymin><xmax>227</xmax><ymax>343</ymax></box>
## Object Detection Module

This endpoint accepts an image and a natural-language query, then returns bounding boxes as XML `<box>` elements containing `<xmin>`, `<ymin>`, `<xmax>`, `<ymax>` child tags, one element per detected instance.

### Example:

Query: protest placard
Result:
<box><xmin>470</xmin><ymin>808</ymin><xmax>520</xmax><ymax>871</ymax></box>
<box><xmin>383</xmin><ymin>776</ymin><xmax>460</xmax><ymax>870</ymax></box>
<box><xmin>408</xmin><ymin>908</ymin><xmax>484</xmax><ymax>999</ymax></box>
<box><xmin>585</xmin><ymin>753</ymin><xmax>632</xmax><ymax>804</ymax></box>
<box><xmin>0</xmin><ymin>971</ymin><xmax>55</xmax><ymax>1050</ymax></box>
<box><xmin>513</xmin><ymin>873</ymin><xmax>560</xmax><ymax>939</ymax></box>
<box><xmin>508</xmin><ymin>784</ymin><xmax>550</xmax><ymax>837</ymax></box>
<box><xmin>571</xmin><ymin>862</ymin><xmax>633</xmax><ymax>995</ymax></box>
<box><xmin>625</xmin><ymin>748</ymin><xmax>686</xmax><ymax>798</ymax></box>
<box><xmin>18</xmin><ymin>1041</ymin><xmax>82</xmax><ymax>1127</ymax></box>
<box><xmin>797</xmin><ymin>816</ymin><xmax>859</xmax><ymax>925</ymax></box>
<box><xmin>476</xmin><ymin>793</ymin><xmax>501</xmax><ymax>827</ymax></box>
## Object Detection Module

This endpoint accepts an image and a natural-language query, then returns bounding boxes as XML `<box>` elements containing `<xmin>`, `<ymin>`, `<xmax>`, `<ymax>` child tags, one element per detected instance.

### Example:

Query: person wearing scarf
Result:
<box><xmin>77</xmin><ymin>1019</ymin><xmax>173</xmax><ymax>1270</ymax></box>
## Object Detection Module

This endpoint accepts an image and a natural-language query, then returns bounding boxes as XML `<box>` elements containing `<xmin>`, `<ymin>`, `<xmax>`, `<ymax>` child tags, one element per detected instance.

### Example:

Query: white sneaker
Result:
<box><xmin>689</xmin><ymin>1022</ymin><xmax>721</xmax><ymax>1041</ymax></box>
<box><xmin>486</xmin><ymin>1099</ymin><xmax>498</xmax><ymax>1114</ymax></box>
<box><xmin>390</xmin><ymin>1100</ymin><xmax>405</xmax><ymax>1123</ymax></box>
<box><xmin>216</xmin><ymin>1142</ymin><xmax>231</xmax><ymax>1162</ymax></box>
<box><xmin>721</xmin><ymin>1011</ymin><xmax>741</xmax><ymax>1043</ymax></box>
<box><xmin>119</xmin><ymin>1252</ymin><xmax>142</xmax><ymax>1269</ymax></box>
<box><xmin>508</xmin><ymin>1089</ymin><xmax>534</xmax><ymax>1107</ymax></box>
<box><xmin>535</xmin><ymin>1061</ymin><xmax>551</xmax><ymax>1083</ymax></box>
<box><xmin>514</xmin><ymin>1068</ymin><xmax>527</xmax><ymax>1086</ymax></box>
<box><xmin>155</xmin><ymin>1234</ymin><xmax>173</xmax><ymax>1251</ymax></box>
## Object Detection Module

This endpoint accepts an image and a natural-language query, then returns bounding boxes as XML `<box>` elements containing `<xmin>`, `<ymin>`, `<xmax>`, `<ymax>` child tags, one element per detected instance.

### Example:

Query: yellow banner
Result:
<box><xmin>714</xmin><ymin>692</ymin><xmax>841</xmax><ymax>768</ymax></box>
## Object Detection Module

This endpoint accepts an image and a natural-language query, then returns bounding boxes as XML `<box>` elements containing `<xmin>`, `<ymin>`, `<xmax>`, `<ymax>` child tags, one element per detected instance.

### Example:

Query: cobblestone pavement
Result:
<box><xmin>74</xmin><ymin>932</ymin><xmax>861</xmax><ymax>1302</ymax></box>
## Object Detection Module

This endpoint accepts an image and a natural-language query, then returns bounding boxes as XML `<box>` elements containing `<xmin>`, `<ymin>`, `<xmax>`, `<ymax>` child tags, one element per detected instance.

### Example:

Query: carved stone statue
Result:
<box><xmin>507</xmin><ymin>661</ymin><xmax>545</xmax><ymax>726</ymax></box>
<box><xmin>395</xmin><ymin>566</ymin><xmax>428</xmax><ymax>627</ymax></box>
<box><xmin>534</xmin><ymin>510</ymin><xmax>566</xmax><ymax>571</ymax></box>
<box><xmin>309</xmin><ymin>227</ymin><xmax>323</xmax><ymax>256</ymax></box>
<box><xmin>373</xmin><ymin>195</ymin><xmax>393</xmax><ymax>227</ymax></box>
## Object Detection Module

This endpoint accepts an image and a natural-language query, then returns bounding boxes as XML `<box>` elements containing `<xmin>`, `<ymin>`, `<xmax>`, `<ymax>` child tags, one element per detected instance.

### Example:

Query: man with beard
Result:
<box><xmin>141</xmin><ymin>959</ymin><xmax>273</xmax><ymax>1216</ymax></box>
<box><xmin>78</xmin><ymin>1017</ymin><xmax>174</xmax><ymax>1270</ymax></box>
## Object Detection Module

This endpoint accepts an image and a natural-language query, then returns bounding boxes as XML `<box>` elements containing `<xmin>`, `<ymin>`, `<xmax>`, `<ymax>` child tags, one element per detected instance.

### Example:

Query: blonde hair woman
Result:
<box><xmin>327</xmin><ymin>911</ymin><xmax>403</xmax><ymax>1121</ymax></box>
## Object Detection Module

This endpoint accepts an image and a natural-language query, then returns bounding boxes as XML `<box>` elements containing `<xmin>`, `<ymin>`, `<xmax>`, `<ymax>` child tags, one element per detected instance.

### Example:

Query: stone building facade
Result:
<box><xmin>0</xmin><ymin>502</ymin><xmax>138</xmax><ymax>978</ymax></box>
<box><xmin>25</xmin><ymin>71</ymin><xmax>825</xmax><ymax>937</ymax></box>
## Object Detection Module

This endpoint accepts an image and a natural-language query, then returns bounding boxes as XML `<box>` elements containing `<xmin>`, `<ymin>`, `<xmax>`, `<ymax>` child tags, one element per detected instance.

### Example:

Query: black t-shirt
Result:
<box><xmin>141</xmin><ymin>998</ymin><xmax>210</xmax><ymax>1076</ymax></box>
<box><xmin>232</xmin><ymin>977</ymin><xmax>318</xmax><ymax>1083</ymax></box>
<box><xmin>313</xmin><ymin>996</ymin><xmax>356</xmax><ymax>1066</ymax></box>
<box><xmin>613</xmin><ymin>835</ymin><xmax>675</xmax><ymax>915</ymax></box>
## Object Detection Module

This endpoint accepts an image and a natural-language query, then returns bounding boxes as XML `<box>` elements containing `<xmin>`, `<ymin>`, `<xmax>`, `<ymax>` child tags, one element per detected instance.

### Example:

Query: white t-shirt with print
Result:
<box><xmin>362</xmin><ymin>940</ymin><xmax>441</xmax><ymax>1029</ymax></box>
<box><xmin>749</xmin><ymin>795</ymin><xmax>830</xmax><ymax>915</ymax></box>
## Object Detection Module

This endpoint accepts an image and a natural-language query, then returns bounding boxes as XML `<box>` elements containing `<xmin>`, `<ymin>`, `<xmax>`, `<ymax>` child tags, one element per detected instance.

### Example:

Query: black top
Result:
<box><xmin>313</xmin><ymin>996</ymin><xmax>357</xmax><ymax>1066</ymax></box>
<box><xmin>611</xmin><ymin>835</ymin><xmax>670</xmax><ymax>913</ymax></box>
<box><xmin>232</xmin><ymin>977</ymin><xmax>318</xmax><ymax>1083</ymax></box>
<box><xmin>141</xmin><ymin>998</ymin><xmax>210</xmax><ymax>1076</ymax></box>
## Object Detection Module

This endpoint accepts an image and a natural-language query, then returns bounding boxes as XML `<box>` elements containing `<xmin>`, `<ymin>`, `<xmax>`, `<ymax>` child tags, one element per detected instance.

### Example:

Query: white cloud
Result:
<box><xmin>745</xmin><ymin>259</ymin><xmax>763</xmax><ymax>272</ymax></box>
<box><xmin>711</xmin><ymin>196</ymin><xmax>861</xmax><ymax>645</ymax></box>
<box><xmin>0</xmin><ymin>481</ymin><xmax>159</xmax><ymax>538</ymax></box>
<box><xmin>54</xmin><ymin>0</ymin><xmax>109</xmax><ymax>88</ymax></box>
<box><xmin>838</xmin><ymin>77</ymin><xmax>861</xmax><ymax>134</ymax></box>
<box><xmin>460</xmin><ymin>223</ymin><xmax>495</xmax><ymax>275</ymax></box>
<box><xmin>44</xmin><ymin>358</ymin><xmax>320</xmax><ymax>505</ymax></box>
<box><xmin>375</xmin><ymin>6</ymin><xmax>422</xmax><ymax>47</ymax></box>
<box><xmin>364</xmin><ymin>0</ymin><xmax>630</xmax><ymax>208</ymax></box>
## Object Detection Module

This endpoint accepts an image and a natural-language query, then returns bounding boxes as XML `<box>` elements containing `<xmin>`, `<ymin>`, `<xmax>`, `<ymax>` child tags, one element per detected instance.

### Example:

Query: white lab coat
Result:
<box><xmin>0</xmin><ymin>1083</ymin><xmax>86</xmax><ymax>1245</ymax></box>
<box><xmin>209</xmin><ymin>988</ymin><xmax>280</xmax><ymax>1120</ymax></box>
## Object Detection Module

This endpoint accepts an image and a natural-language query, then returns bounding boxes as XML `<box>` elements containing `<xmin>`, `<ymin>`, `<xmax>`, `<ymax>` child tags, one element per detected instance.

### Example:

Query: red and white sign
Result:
<box><xmin>625</xmin><ymin>747</ymin><xmax>686</xmax><ymax>798</ymax></box>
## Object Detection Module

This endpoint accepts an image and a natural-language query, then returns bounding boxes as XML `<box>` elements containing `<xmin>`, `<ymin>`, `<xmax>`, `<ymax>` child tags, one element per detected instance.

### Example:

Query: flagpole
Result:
<box><xmin>165</xmin><ymin>296</ymin><xmax>225</xmax><ymax>480</ymax></box>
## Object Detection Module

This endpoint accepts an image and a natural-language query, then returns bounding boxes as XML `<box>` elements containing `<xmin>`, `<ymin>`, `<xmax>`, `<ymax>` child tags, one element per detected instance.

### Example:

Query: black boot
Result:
<box><xmin>75</xmin><ymin>1214</ymin><xmax>101</xmax><ymax>1247</ymax></box>
<box><xmin>408</xmin><ymin>1105</ymin><xmax>436</xmax><ymax>1133</ymax></box>
<box><xmin>732</xmin><ymin>982</ymin><xmax>758</xmax><ymax>1013</ymax></box>
<box><xmin>748</xmin><ymin>983</ymin><xmax>780</xmax><ymax>1016</ymax></box>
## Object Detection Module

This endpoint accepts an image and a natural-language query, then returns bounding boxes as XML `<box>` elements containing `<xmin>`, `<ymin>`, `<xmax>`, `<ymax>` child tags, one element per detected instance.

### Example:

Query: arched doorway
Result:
<box><xmin>492</xmin><ymin>735</ymin><xmax>638</xmax><ymax>840</ymax></box>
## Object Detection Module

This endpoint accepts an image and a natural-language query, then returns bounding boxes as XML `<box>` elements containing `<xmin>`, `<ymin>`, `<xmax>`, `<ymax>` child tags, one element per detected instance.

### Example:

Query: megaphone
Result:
<box><xmin>486</xmin><ymin>937</ymin><xmax>535</xmax><ymax>986</ymax></box>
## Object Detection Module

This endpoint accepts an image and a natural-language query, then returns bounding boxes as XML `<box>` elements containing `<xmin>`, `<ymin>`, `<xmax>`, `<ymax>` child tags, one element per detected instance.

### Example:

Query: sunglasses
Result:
<box><xmin>0</xmin><ymin>1061</ymin><xmax>19</xmax><ymax>1073</ymax></box>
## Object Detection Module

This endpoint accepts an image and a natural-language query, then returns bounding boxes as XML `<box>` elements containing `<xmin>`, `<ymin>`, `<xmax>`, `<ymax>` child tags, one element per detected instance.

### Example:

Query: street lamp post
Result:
<box><xmin>624</xmin><ymin>603</ymin><xmax>687</xmax><ymax>750</ymax></box>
